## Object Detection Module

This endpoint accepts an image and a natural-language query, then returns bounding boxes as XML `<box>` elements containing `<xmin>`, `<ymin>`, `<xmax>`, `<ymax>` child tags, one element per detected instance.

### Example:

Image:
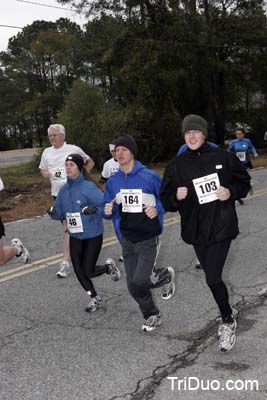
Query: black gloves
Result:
<box><xmin>46</xmin><ymin>206</ymin><xmax>55</xmax><ymax>216</ymax></box>
<box><xmin>81</xmin><ymin>206</ymin><xmax>97</xmax><ymax>215</ymax></box>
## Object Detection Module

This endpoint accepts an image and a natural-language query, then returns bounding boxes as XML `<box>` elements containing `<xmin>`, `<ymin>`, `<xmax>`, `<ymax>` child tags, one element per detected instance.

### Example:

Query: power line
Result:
<box><xmin>0</xmin><ymin>24</ymin><xmax>23</xmax><ymax>30</ymax></box>
<box><xmin>16</xmin><ymin>0</ymin><xmax>76</xmax><ymax>12</ymax></box>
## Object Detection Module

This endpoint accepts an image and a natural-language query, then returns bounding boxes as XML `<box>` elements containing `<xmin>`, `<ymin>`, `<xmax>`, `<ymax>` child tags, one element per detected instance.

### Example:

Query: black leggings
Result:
<box><xmin>69</xmin><ymin>235</ymin><xmax>108</xmax><ymax>298</ymax></box>
<box><xmin>194</xmin><ymin>239</ymin><xmax>233</xmax><ymax>322</ymax></box>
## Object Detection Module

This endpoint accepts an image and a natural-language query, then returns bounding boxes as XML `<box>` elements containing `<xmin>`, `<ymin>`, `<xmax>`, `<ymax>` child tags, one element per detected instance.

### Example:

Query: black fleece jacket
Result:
<box><xmin>160</xmin><ymin>143</ymin><xmax>251</xmax><ymax>245</ymax></box>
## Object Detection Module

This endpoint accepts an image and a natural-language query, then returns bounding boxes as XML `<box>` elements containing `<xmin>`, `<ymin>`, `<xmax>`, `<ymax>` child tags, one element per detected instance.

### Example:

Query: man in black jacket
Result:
<box><xmin>160</xmin><ymin>114</ymin><xmax>251</xmax><ymax>352</ymax></box>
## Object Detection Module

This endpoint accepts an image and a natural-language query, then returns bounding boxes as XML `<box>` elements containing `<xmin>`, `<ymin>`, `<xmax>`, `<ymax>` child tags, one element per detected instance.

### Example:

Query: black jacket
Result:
<box><xmin>160</xmin><ymin>143</ymin><xmax>251</xmax><ymax>245</ymax></box>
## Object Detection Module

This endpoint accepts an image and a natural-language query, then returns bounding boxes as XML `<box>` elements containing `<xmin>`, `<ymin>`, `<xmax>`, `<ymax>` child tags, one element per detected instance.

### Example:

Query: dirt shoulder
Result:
<box><xmin>0</xmin><ymin>182</ymin><xmax>52</xmax><ymax>223</ymax></box>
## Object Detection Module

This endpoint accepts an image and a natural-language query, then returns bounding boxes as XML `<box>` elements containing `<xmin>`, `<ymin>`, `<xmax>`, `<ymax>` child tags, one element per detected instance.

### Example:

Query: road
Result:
<box><xmin>0</xmin><ymin>168</ymin><xmax>267</xmax><ymax>400</ymax></box>
<box><xmin>0</xmin><ymin>149</ymin><xmax>38</xmax><ymax>168</ymax></box>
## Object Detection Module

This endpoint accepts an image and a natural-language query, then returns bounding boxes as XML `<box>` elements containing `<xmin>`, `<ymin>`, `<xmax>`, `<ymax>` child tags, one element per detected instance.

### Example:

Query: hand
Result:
<box><xmin>46</xmin><ymin>206</ymin><xmax>55</xmax><ymax>216</ymax></box>
<box><xmin>143</xmin><ymin>205</ymin><xmax>158</xmax><ymax>219</ymax></box>
<box><xmin>81</xmin><ymin>206</ymin><xmax>97</xmax><ymax>215</ymax></box>
<box><xmin>176</xmin><ymin>187</ymin><xmax>188</xmax><ymax>201</ymax></box>
<box><xmin>104</xmin><ymin>198</ymin><xmax>116</xmax><ymax>215</ymax></box>
<box><xmin>216</xmin><ymin>186</ymin><xmax>230</xmax><ymax>201</ymax></box>
<box><xmin>254</xmin><ymin>153</ymin><xmax>258</xmax><ymax>158</ymax></box>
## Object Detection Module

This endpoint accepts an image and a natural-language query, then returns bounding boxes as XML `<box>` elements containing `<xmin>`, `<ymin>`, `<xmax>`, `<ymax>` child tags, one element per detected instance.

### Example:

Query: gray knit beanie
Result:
<box><xmin>181</xmin><ymin>114</ymin><xmax>208</xmax><ymax>137</ymax></box>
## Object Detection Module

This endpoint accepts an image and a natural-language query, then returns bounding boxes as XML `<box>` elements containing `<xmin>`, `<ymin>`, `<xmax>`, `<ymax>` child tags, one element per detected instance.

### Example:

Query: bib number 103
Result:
<box><xmin>198</xmin><ymin>180</ymin><xmax>218</xmax><ymax>194</ymax></box>
<box><xmin>193</xmin><ymin>173</ymin><xmax>220</xmax><ymax>204</ymax></box>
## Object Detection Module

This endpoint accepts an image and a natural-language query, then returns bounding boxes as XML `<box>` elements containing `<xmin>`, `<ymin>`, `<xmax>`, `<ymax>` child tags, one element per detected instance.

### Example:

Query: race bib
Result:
<box><xmin>66</xmin><ymin>212</ymin><xmax>84</xmax><ymax>233</ymax></box>
<box><xmin>50</xmin><ymin>167</ymin><xmax>67</xmax><ymax>195</ymax></box>
<box><xmin>193</xmin><ymin>173</ymin><xmax>220</xmax><ymax>204</ymax></box>
<box><xmin>120</xmin><ymin>189</ymin><xmax>143</xmax><ymax>213</ymax></box>
<box><xmin>236</xmin><ymin>152</ymin><xmax>246</xmax><ymax>162</ymax></box>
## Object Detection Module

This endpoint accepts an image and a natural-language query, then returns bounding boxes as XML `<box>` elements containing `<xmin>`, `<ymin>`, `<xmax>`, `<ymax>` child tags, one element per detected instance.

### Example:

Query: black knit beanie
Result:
<box><xmin>114</xmin><ymin>134</ymin><xmax>138</xmax><ymax>157</ymax></box>
<box><xmin>181</xmin><ymin>114</ymin><xmax>208</xmax><ymax>137</ymax></box>
<box><xmin>65</xmin><ymin>154</ymin><xmax>84</xmax><ymax>172</ymax></box>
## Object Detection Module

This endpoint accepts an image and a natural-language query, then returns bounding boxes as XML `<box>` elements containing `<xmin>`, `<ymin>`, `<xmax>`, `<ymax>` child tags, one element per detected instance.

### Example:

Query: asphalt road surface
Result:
<box><xmin>0</xmin><ymin>149</ymin><xmax>38</xmax><ymax>168</ymax></box>
<box><xmin>0</xmin><ymin>168</ymin><xmax>267</xmax><ymax>400</ymax></box>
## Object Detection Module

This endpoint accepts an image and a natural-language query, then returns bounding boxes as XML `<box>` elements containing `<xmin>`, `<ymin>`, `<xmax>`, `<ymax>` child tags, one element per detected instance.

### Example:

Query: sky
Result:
<box><xmin>0</xmin><ymin>0</ymin><xmax>86</xmax><ymax>51</ymax></box>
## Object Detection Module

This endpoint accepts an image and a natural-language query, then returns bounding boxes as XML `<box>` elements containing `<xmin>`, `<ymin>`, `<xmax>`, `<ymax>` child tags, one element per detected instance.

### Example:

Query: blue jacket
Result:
<box><xmin>227</xmin><ymin>138</ymin><xmax>257</xmax><ymax>164</ymax></box>
<box><xmin>51</xmin><ymin>173</ymin><xmax>104</xmax><ymax>240</ymax></box>
<box><xmin>103</xmin><ymin>161</ymin><xmax>164</xmax><ymax>243</ymax></box>
<box><xmin>177</xmin><ymin>141</ymin><xmax>218</xmax><ymax>156</ymax></box>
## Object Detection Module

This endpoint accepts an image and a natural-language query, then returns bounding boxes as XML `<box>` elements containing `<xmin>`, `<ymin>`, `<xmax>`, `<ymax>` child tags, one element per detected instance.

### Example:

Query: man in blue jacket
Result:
<box><xmin>103</xmin><ymin>135</ymin><xmax>175</xmax><ymax>332</ymax></box>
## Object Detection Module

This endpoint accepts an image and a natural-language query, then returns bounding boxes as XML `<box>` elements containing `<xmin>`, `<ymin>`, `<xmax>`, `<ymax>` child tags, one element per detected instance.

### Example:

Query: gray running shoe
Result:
<box><xmin>106</xmin><ymin>258</ymin><xmax>121</xmax><ymax>281</ymax></box>
<box><xmin>219</xmin><ymin>318</ymin><xmax>237</xmax><ymax>352</ymax></box>
<box><xmin>142</xmin><ymin>314</ymin><xmax>162</xmax><ymax>332</ymax></box>
<box><xmin>11</xmin><ymin>238</ymin><xmax>30</xmax><ymax>264</ymax></box>
<box><xmin>56</xmin><ymin>261</ymin><xmax>71</xmax><ymax>278</ymax></box>
<box><xmin>161</xmin><ymin>267</ymin><xmax>175</xmax><ymax>300</ymax></box>
<box><xmin>85</xmin><ymin>295</ymin><xmax>102</xmax><ymax>312</ymax></box>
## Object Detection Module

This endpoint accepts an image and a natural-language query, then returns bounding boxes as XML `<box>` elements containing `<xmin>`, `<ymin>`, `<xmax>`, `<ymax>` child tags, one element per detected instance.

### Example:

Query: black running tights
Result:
<box><xmin>69</xmin><ymin>235</ymin><xmax>108</xmax><ymax>297</ymax></box>
<box><xmin>193</xmin><ymin>239</ymin><xmax>233</xmax><ymax>322</ymax></box>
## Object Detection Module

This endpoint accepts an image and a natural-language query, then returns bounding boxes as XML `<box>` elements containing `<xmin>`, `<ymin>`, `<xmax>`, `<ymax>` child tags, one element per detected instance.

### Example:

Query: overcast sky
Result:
<box><xmin>0</xmin><ymin>0</ymin><xmax>86</xmax><ymax>51</ymax></box>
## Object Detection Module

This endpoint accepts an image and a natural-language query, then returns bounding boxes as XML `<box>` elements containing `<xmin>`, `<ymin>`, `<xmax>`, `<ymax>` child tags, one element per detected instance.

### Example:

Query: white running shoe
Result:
<box><xmin>217</xmin><ymin>307</ymin><xmax>238</xmax><ymax>338</ymax></box>
<box><xmin>85</xmin><ymin>295</ymin><xmax>102</xmax><ymax>312</ymax></box>
<box><xmin>142</xmin><ymin>314</ymin><xmax>162</xmax><ymax>332</ymax></box>
<box><xmin>219</xmin><ymin>319</ymin><xmax>237</xmax><ymax>352</ymax></box>
<box><xmin>106</xmin><ymin>258</ymin><xmax>121</xmax><ymax>281</ymax></box>
<box><xmin>56</xmin><ymin>261</ymin><xmax>71</xmax><ymax>278</ymax></box>
<box><xmin>11</xmin><ymin>238</ymin><xmax>30</xmax><ymax>264</ymax></box>
<box><xmin>161</xmin><ymin>267</ymin><xmax>175</xmax><ymax>300</ymax></box>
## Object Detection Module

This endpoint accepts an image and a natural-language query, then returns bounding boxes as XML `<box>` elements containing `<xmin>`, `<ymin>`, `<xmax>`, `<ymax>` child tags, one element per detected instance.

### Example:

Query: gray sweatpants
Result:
<box><xmin>120</xmin><ymin>235</ymin><xmax>171</xmax><ymax>319</ymax></box>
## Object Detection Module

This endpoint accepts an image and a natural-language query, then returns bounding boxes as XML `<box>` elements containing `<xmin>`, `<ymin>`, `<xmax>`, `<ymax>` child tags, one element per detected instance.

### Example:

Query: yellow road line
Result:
<box><xmin>0</xmin><ymin>189</ymin><xmax>265</xmax><ymax>284</ymax></box>
<box><xmin>0</xmin><ymin>238</ymin><xmax>119</xmax><ymax>283</ymax></box>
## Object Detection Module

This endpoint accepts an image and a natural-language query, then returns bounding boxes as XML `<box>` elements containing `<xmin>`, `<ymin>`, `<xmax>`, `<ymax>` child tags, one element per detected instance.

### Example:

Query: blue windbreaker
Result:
<box><xmin>177</xmin><ymin>141</ymin><xmax>218</xmax><ymax>156</ymax></box>
<box><xmin>227</xmin><ymin>138</ymin><xmax>257</xmax><ymax>164</ymax></box>
<box><xmin>51</xmin><ymin>173</ymin><xmax>104</xmax><ymax>240</ymax></box>
<box><xmin>103</xmin><ymin>161</ymin><xmax>164</xmax><ymax>242</ymax></box>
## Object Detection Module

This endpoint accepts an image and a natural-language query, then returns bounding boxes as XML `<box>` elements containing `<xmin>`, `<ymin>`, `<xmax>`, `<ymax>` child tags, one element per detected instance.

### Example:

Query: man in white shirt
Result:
<box><xmin>99</xmin><ymin>142</ymin><xmax>119</xmax><ymax>186</ymax></box>
<box><xmin>39</xmin><ymin>124</ymin><xmax>94</xmax><ymax>278</ymax></box>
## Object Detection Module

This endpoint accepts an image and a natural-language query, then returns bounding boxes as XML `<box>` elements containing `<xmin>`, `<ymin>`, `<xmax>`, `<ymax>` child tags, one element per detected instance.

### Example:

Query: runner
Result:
<box><xmin>99</xmin><ymin>141</ymin><xmax>123</xmax><ymax>262</ymax></box>
<box><xmin>39</xmin><ymin>124</ymin><xmax>94</xmax><ymax>278</ymax></box>
<box><xmin>0</xmin><ymin>177</ymin><xmax>30</xmax><ymax>266</ymax></box>
<box><xmin>177</xmin><ymin>141</ymin><xmax>219</xmax><ymax>269</ymax></box>
<box><xmin>99</xmin><ymin>141</ymin><xmax>119</xmax><ymax>187</ymax></box>
<box><xmin>160</xmin><ymin>114</ymin><xmax>251</xmax><ymax>351</ymax></box>
<box><xmin>48</xmin><ymin>154</ymin><xmax>120</xmax><ymax>312</ymax></box>
<box><xmin>103</xmin><ymin>134</ymin><xmax>175</xmax><ymax>332</ymax></box>
<box><xmin>227</xmin><ymin>127</ymin><xmax>258</xmax><ymax>204</ymax></box>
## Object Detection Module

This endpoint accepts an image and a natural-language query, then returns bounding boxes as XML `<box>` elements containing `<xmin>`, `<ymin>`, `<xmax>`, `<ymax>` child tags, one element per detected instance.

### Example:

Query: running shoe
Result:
<box><xmin>195</xmin><ymin>258</ymin><xmax>203</xmax><ymax>269</ymax></box>
<box><xmin>161</xmin><ymin>267</ymin><xmax>175</xmax><ymax>300</ymax></box>
<box><xmin>142</xmin><ymin>314</ymin><xmax>162</xmax><ymax>332</ymax></box>
<box><xmin>119</xmin><ymin>255</ymin><xmax>124</xmax><ymax>262</ymax></box>
<box><xmin>85</xmin><ymin>295</ymin><xmax>102</xmax><ymax>312</ymax></box>
<box><xmin>56</xmin><ymin>261</ymin><xmax>71</xmax><ymax>278</ymax></box>
<box><xmin>11</xmin><ymin>238</ymin><xmax>30</xmax><ymax>264</ymax></box>
<box><xmin>106</xmin><ymin>258</ymin><xmax>121</xmax><ymax>281</ymax></box>
<box><xmin>217</xmin><ymin>307</ymin><xmax>239</xmax><ymax>338</ymax></box>
<box><xmin>219</xmin><ymin>318</ymin><xmax>237</xmax><ymax>352</ymax></box>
